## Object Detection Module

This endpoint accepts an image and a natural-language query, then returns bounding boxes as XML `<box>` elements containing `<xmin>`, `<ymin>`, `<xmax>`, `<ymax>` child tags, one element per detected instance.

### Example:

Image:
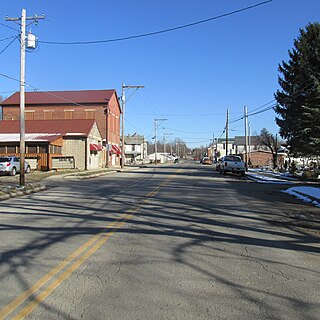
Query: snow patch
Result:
<box><xmin>282</xmin><ymin>186</ymin><xmax>320</xmax><ymax>207</ymax></box>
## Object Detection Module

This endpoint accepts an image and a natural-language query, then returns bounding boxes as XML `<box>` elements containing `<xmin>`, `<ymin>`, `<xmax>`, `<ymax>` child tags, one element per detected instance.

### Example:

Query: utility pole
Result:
<box><xmin>6</xmin><ymin>9</ymin><xmax>45</xmax><ymax>186</ymax></box>
<box><xmin>248</xmin><ymin>121</ymin><xmax>251</xmax><ymax>165</ymax></box>
<box><xmin>121</xmin><ymin>83</ymin><xmax>144</xmax><ymax>169</ymax></box>
<box><xmin>154</xmin><ymin>118</ymin><xmax>166</xmax><ymax>165</ymax></box>
<box><xmin>105</xmin><ymin>103</ymin><xmax>110</xmax><ymax>168</ymax></box>
<box><xmin>244</xmin><ymin>105</ymin><xmax>249</xmax><ymax>170</ymax></box>
<box><xmin>163</xmin><ymin>130</ymin><xmax>173</xmax><ymax>158</ymax></box>
<box><xmin>225</xmin><ymin>108</ymin><xmax>229</xmax><ymax>156</ymax></box>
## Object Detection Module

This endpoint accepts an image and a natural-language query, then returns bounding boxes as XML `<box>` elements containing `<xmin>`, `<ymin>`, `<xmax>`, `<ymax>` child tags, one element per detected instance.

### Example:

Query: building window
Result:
<box><xmin>85</xmin><ymin>110</ymin><xmax>95</xmax><ymax>119</ymax></box>
<box><xmin>7</xmin><ymin>146</ymin><xmax>16</xmax><ymax>153</ymax></box>
<box><xmin>25</xmin><ymin>111</ymin><xmax>35</xmax><ymax>120</ymax></box>
<box><xmin>39</xmin><ymin>145</ymin><xmax>48</xmax><ymax>153</ymax></box>
<box><xmin>0</xmin><ymin>146</ymin><xmax>5</xmax><ymax>153</ymax></box>
<box><xmin>44</xmin><ymin>110</ymin><xmax>53</xmax><ymax>120</ymax></box>
<box><xmin>27</xmin><ymin>146</ymin><xmax>37</xmax><ymax>153</ymax></box>
<box><xmin>64</xmin><ymin>110</ymin><xmax>74</xmax><ymax>119</ymax></box>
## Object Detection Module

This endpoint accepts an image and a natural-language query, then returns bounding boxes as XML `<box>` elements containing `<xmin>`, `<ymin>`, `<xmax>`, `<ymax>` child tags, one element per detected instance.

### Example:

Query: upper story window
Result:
<box><xmin>25</xmin><ymin>110</ymin><xmax>35</xmax><ymax>120</ymax></box>
<box><xmin>64</xmin><ymin>110</ymin><xmax>74</xmax><ymax>119</ymax></box>
<box><xmin>85</xmin><ymin>109</ymin><xmax>95</xmax><ymax>119</ymax></box>
<box><xmin>44</xmin><ymin>110</ymin><xmax>53</xmax><ymax>120</ymax></box>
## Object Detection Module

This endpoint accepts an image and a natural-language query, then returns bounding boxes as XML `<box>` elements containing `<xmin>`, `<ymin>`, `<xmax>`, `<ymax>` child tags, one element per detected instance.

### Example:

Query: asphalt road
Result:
<box><xmin>0</xmin><ymin>161</ymin><xmax>319</xmax><ymax>320</ymax></box>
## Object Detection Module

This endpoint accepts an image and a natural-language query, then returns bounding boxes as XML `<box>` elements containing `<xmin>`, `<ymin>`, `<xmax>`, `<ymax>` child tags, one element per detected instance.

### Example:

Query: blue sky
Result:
<box><xmin>1</xmin><ymin>0</ymin><xmax>319</xmax><ymax>148</ymax></box>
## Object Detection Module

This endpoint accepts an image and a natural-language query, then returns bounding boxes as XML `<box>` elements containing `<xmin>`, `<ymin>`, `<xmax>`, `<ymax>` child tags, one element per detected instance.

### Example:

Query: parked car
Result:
<box><xmin>218</xmin><ymin>155</ymin><xmax>246</xmax><ymax>176</ymax></box>
<box><xmin>201</xmin><ymin>157</ymin><xmax>212</xmax><ymax>165</ymax></box>
<box><xmin>0</xmin><ymin>156</ymin><xmax>31</xmax><ymax>176</ymax></box>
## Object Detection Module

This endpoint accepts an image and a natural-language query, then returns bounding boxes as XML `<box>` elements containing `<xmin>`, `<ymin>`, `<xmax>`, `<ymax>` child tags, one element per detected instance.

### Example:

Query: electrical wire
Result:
<box><xmin>0</xmin><ymin>22</ymin><xmax>19</xmax><ymax>32</ymax></box>
<box><xmin>0</xmin><ymin>35</ymin><xmax>17</xmax><ymax>42</ymax></box>
<box><xmin>0</xmin><ymin>36</ymin><xmax>18</xmax><ymax>55</ymax></box>
<box><xmin>0</xmin><ymin>72</ymin><xmax>108</xmax><ymax>109</ymax></box>
<box><xmin>229</xmin><ymin>78</ymin><xmax>317</xmax><ymax>124</ymax></box>
<box><xmin>38</xmin><ymin>0</ymin><xmax>273</xmax><ymax>45</ymax></box>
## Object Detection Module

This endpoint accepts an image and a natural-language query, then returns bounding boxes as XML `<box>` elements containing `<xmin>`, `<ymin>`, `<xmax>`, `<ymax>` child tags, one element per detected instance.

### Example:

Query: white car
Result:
<box><xmin>0</xmin><ymin>156</ymin><xmax>31</xmax><ymax>176</ymax></box>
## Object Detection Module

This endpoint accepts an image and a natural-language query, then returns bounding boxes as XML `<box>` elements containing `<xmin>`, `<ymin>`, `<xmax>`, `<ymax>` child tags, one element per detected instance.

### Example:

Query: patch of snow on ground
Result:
<box><xmin>283</xmin><ymin>186</ymin><xmax>320</xmax><ymax>207</ymax></box>
<box><xmin>246</xmin><ymin>172</ymin><xmax>294</xmax><ymax>184</ymax></box>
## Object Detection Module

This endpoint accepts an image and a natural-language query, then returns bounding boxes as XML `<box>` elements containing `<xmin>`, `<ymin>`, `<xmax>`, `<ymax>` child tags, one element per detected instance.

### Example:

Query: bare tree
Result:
<box><xmin>259</xmin><ymin>128</ymin><xmax>282</xmax><ymax>169</ymax></box>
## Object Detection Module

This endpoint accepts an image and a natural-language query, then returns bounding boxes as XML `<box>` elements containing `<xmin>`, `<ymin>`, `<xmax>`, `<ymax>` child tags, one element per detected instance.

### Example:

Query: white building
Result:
<box><xmin>123</xmin><ymin>134</ymin><xmax>148</xmax><ymax>164</ymax></box>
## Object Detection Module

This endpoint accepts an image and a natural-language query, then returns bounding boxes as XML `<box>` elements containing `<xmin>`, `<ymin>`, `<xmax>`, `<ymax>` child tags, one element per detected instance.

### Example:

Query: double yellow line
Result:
<box><xmin>1</xmin><ymin>175</ymin><xmax>174</xmax><ymax>320</ymax></box>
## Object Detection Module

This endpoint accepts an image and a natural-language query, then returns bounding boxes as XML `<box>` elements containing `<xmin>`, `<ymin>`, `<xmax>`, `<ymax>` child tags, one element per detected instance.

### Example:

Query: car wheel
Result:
<box><xmin>25</xmin><ymin>166</ymin><xmax>31</xmax><ymax>174</ymax></box>
<box><xmin>10</xmin><ymin>167</ymin><xmax>17</xmax><ymax>176</ymax></box>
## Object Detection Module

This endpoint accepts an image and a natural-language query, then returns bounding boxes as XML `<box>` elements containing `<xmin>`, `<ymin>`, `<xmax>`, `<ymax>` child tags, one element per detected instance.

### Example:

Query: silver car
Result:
<box><xmin>0</xmin><ymin>156</ymin><xmax>31</xmax><ymax>176</ymax></box>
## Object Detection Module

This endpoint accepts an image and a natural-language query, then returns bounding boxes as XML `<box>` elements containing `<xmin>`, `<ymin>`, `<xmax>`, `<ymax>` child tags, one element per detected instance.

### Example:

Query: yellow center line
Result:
<box><xmin>1</xmin><ymin>172</ymin><xmax>179</xmax><ymax>319</ymax></box>
<box><xmin>12</xmin><ymin>218</ymin><xmax>130</xmax><ymax>320</ymax></box>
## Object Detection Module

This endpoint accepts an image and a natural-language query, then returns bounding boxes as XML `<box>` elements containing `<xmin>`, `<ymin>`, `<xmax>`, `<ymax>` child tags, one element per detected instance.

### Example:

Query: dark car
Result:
<box><xmin>0</xmin><ymin>156</ymin><xmax>31</xmax><ymax>176</ymax></box>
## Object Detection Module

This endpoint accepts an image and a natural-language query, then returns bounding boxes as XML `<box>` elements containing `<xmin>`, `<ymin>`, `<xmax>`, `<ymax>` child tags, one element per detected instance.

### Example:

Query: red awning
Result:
<box><xmin>90</xmin><ymin>143</ymin><xmax>102</xmax><ymax>151</ymax></box>
<box><xmin>111</xmin><ymin>144</ymin><xmax>121</xmax><ymax>155</ymax></box>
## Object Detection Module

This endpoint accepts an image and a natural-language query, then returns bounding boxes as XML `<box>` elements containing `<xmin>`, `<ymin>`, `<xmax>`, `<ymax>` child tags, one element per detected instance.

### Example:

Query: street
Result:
<box><xmin>0</xmin><ymin>161</ymin><xmax>320</xmax><ymax>320</ymax></box>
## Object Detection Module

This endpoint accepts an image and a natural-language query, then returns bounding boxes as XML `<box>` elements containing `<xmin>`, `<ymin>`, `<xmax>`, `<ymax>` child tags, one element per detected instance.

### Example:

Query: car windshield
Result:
<box><xmin>0</xmin><ymin>157</ymin><xmax>11</xmax><ymax>162</ymax></box>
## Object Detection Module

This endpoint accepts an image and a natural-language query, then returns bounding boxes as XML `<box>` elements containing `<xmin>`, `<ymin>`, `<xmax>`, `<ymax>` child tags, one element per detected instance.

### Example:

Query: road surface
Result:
<box><xmin>0</xmin><ymin>161</ymin><xmax>319</xmax><ymax>319</ymax></box>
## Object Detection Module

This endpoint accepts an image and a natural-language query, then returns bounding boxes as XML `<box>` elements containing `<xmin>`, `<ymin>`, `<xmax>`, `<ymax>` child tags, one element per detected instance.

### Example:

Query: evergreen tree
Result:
<box><xmin>274</xmin><ymin>23</ymin><xmax>320</xmax><ymax>157</ymax></box>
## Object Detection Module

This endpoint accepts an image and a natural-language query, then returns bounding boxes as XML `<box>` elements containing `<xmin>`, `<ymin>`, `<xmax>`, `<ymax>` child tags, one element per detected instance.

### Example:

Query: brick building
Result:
<box><xmin>0</xmin><ymin>89</ymin><xmax>122</xmax><ymax>167</ymax></box>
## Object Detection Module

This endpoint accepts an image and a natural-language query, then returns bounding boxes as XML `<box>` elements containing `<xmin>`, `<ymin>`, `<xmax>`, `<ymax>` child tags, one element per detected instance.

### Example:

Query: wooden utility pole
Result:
<box><xmin>6</xmin><ymin>9</ymin><xmax>44</xmax><ymax>186</ymax></box>
<box><xmin>121</xmin><ymin>84</ymin><xmax>144</xmax><ymax>168</ymax></box>
<box><xmin>225</xmin><ymin>108</ymin><xmax>229</xmax><ymax>156</ymax></box>
<box><xmin>105</xmin><ymin>103</ymin><xmax>110</xmax><ymax>168</ymax></box>
<box><xmin>154</xmin><ymin>118</ymin><xmax>166</xmax><ymax>164</ymax></box>
<box><xmin>244</xmin><ymin>105</ymin><xmax>249</xmax><ymax>169</ymax></box>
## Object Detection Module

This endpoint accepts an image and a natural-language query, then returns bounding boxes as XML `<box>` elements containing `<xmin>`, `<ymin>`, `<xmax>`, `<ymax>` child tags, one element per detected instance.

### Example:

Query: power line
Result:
<box><xmin>0</xmin><ymin>35</ymin><xmax>17</xmax><ymax>42</ymax></box>
<box><xmin>126</xmin><ymin>111</ymin><xmax>227</xmax><ymax>117</ymax></box>
<box><xmin>229</xmin><ymin>79</ymin><xmax>317</xmax><ymax>124</ymax></box>
<box><xmin>0</xmin><ymin>72</ymin><xmax>105</xmax><ymax>109</ymax></box>
<box><xmin>0</xmin><ymin>36</ymin><xmax>18</xmax><ymax>55</ymax></box>
<box><xmin>0</xmin><ymin>22</ymin><xmax>19</xmax><ymax>32</ymax></box>
<box><xmin>38</xmin><ymin>0</ymin><xmax>273</xmax><ymax>45</ymax></box>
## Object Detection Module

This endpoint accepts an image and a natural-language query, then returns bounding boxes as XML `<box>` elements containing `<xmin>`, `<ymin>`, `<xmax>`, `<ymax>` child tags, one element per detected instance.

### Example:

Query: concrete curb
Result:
<box><xmin>0</xmin><ymin>184</ymin><xmax>46</xmax><ymax>201</ymax></box>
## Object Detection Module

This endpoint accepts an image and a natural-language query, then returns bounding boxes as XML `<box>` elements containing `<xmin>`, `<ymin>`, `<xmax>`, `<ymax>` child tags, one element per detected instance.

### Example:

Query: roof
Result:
<box><xmin>0</xmin><ymin>119</ymin><xmax>96</xmax><ymax>136</ymax></box>
<box><xmin>124</xmin><ymin>135</ymin><xmax>144</xmax><ymax>145</ymax></box>
<box><xmin>234</xmin><ymin>136</ymin><xmax>261</xmax><ymax>145</ymax></box>
<box><xmin>1</xmin><ymin>89</ymin><xmax>116</xmax><ymax>106</ymax></box>
<box><xmin>0</xmin><ymin>133</ymin><xmax>62</xmax><ymax>143</ymax></box>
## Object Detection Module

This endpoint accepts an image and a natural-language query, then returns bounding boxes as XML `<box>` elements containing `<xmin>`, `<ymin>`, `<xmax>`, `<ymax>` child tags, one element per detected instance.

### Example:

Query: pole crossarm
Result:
<box><xmin>122</xmin><ymin>85</ymin><xmax>144</xmax><ymax>89</ymax></box>
<box><xmin>6</xmin><ymin>14</ymin><xmax>45</xmax><ymax>23</ymax></box>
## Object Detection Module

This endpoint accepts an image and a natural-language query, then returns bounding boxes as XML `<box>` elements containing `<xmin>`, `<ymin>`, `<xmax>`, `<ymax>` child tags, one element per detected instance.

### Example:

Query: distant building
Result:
<box><xmin>208</xmin><ymin>135</ymin><xmax>269</xmax><ymax>165</ymax></box>
<box><xmin>123</xmin><ymin>134</ymin><xmax>148</xmax><ymax>164</ymax></box>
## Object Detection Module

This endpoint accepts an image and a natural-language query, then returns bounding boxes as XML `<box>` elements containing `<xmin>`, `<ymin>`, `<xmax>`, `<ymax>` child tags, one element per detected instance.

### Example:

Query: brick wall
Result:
<box><xmin>2</xmin><ymin>92</ymin><xmax>121</xmax><ymax>146</ymax></box>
